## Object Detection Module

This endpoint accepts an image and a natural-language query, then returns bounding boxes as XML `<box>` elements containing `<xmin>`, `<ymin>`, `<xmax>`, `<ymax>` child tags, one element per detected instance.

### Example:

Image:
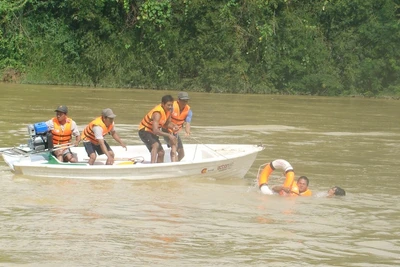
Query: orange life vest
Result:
<box><xmin>298</xmin><ymin>188</ymin><xmax>312</xmax><ymax>196</ymax></box>
<box><xmin>81</xmin><ymin>116</ymin><xmax>113</xmax><ymax>145</ymax></box>
<box><xmin>51</xmin><ymin>117</ymin><xmax>73</xmax><ymax>145</ymax></box>
<box><xmin>139</xmin><ymin>104</ymin><xmax>170</xmax><ymax>134</ymax></box>
<box><xmin>170</xmin><ymin>101</ymin><xmax>190</xmax><ymax>133</ymax></box>
<box><xmin>280</xmin><ymin>182</ymin><xmax>312</xmax><ymax>197</ymax></box>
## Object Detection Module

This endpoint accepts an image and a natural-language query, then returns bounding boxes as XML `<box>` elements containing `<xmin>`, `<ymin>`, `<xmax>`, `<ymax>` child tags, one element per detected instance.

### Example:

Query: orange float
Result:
<box><xmin>258</xmin><ymin>159</ymin><xmax>299</xmax><ymax>195</ymax></box>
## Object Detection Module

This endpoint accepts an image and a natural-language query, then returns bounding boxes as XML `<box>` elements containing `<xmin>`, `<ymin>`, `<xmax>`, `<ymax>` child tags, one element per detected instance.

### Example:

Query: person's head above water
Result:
<box><xmin>296</xmin><ymin>176</ymin><xmax>309</xmax><ymax>193</ymax></box>
<box><xmin>328</xmin><ymin>186</ymin><xmax>346</xmax><ymax>197</ymax></box>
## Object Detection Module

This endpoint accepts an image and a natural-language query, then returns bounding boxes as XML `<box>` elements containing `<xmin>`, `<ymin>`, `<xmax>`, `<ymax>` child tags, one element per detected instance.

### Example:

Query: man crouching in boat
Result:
<box><xmin>272</xmin><ymin>176</ymin><xmax>312</xmax><ymax>196</ymax></box>
<box><xmin>46</xmin><ymin>105</ymin><xmax>81</xmax><ymax>163</ymax></box>
<box><xmin>81</xmin><ymin>108</ymin><xmax>126</xmax><ymax>165</ymax></box>
<box><xmin>138</xmin><ymin>95</ymin><xmax>178</xmax><ymax>163</ymax></box>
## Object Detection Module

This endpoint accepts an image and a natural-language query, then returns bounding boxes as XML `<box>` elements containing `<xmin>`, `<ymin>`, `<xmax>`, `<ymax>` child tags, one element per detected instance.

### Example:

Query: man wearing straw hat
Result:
<box><xmin>46</xmin><ymin>105</ymin><xmax>81</xmax><ymax>162</ymax></box>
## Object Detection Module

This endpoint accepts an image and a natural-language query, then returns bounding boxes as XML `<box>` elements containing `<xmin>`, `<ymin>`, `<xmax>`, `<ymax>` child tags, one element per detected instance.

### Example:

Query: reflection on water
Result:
<box><xmin>0</xmin><ymin>83</ymin><xmax>399</xmax><ymax>266</ymax></box>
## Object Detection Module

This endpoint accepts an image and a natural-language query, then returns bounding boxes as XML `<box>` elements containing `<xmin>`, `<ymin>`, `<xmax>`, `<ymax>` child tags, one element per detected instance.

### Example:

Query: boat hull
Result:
<box><xmin>1</xmin><ymin>144</ymin><xmax>264</xmax><ymax>180</ymax></box>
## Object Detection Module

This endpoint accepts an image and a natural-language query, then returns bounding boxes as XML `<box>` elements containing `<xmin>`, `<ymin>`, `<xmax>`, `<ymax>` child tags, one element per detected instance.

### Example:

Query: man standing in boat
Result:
<box><xmin>81</xmin><ymin>108</ymin><xmax>126</xmax><ymax>165</ymax></box>
<box><xmin>138</xmin><ymin>95</ymin><xmax>178</xmax><ymax>163</ymax></box>
<box><xmin>163</xmin><ymin>92</ymin><xmax>193</xmax><ymax>161</ymax></box>
<box><xmin>46</xmin><ymin>105</ymin><xmax>81</xmax><ymax>163</ymax></box>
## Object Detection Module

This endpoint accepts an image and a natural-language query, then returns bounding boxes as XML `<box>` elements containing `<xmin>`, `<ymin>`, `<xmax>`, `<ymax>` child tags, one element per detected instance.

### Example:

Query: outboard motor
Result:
<box><xmin>27</xmin><ymin>122</ymin><xmax>52</xmax><ymax>151</ymax></box>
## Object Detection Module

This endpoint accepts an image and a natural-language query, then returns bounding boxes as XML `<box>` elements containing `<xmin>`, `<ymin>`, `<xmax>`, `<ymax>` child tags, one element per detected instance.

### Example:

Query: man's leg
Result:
<box><xmin>84</xmin><ymin>142</ymin><xmax>97</xmax><ymax>165</ymax></box>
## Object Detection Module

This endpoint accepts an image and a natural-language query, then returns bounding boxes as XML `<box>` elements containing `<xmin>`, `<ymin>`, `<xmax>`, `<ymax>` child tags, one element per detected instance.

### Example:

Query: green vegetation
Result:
<box><xmin>1</xmin><ymin>0</ymin><xmax>399</xmax><ymax>96</ymax></box>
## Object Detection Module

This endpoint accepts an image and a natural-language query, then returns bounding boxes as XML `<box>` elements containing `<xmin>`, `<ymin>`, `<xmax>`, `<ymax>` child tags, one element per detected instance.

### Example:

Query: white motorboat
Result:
<box><xmin>1</xmin><ymin>144</ymin><xmax>264</xmax><ymax>180</ymax></box>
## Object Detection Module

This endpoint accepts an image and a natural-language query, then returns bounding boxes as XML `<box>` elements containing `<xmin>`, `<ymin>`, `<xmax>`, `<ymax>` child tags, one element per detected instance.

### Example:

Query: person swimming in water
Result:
<box><xmin>327</xmin><ymin>186</ymin><xmax>346</xmax><ymax>197</ymax></box>
<box><xmin>272</xmin><ymin>176</ymin><xmax>312</xmax><ymax>196</ymax></box>
<box><xmin>315</xmin><ymin>186</ymin><xmax>346</xmax><ymax>198</ymax></box>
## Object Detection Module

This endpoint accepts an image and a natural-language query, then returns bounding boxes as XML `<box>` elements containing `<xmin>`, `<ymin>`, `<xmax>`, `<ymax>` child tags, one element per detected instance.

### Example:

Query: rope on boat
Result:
<box><xmin>189</xmin><ymin>136</ymin><xmax>228</xmax><ymax>159</ymax></box>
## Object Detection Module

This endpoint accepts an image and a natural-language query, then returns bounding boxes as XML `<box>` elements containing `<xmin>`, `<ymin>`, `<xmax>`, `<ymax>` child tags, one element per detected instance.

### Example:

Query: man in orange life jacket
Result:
<box><xmin>138</xmin><ymin>95</ymin><xmax>178</xmax><ymax>163</ymax></box>
<box><xmin>272</xmin><ymin>176</ymin><xmax>313</xmax><ymax>196</ymax></box>
<box><xmin>163</xmin><ymin>92</ymin><xmax>193</xmax><ymax>161</ymax></box>
<box><xmin>45</xmin><ymin>105</ymin><xmax>81</xmax><ymax>163</ymax></box>
<box><xmin>81</xmin><ymin>108</ymin><xmax>126</xmax><ymax>165</ymax></box>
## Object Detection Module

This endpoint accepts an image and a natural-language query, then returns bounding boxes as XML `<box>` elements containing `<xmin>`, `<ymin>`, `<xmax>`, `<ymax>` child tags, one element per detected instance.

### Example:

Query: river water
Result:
<box><xmin>0</xmin><ymin>83</ymin><xmax>399</xmax><ymax>266</ymax></box>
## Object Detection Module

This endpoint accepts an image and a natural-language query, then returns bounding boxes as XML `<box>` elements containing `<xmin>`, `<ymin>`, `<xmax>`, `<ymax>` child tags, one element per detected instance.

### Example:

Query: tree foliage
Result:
<box><xmin>1</xmin><ymin>0</ymin><xmax>399</xmax><ymax>96</ymax></box>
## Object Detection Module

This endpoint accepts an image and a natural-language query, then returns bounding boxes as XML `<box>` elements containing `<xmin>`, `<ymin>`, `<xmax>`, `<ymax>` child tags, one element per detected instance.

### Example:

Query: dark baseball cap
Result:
<box><xmin>55</xmin><ymin>105</ymin><xmax>68</xmax><ymax>113</ymax></box>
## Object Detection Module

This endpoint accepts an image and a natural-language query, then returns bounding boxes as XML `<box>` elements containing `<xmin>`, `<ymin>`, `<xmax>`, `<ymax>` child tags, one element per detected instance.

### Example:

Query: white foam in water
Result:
<box><xmin>315</xmin><ymin>191</ymin><xmax>329</xmax><ymax>198</ymax></box>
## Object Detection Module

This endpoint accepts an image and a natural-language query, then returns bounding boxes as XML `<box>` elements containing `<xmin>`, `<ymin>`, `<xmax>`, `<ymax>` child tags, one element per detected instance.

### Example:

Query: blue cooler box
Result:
<box><xmin>34</xmin><ymin>122</ymin><xmax>48</xmax><ymax>134</ymax></box>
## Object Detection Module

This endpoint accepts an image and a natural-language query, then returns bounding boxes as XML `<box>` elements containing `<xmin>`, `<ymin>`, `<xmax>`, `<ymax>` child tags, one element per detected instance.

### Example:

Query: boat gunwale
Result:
<box><xmin>9</xmin><ymin>144</ymin><xmax>264</xmax><ymax>169</ymax></box>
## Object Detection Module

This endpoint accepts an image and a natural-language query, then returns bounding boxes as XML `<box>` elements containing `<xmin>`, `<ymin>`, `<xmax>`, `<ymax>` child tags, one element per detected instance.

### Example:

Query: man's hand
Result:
<box><xmin>120</xmin><ymin>142</ymin><xmax>127</xmax><ymax>150</ymax></box>
<box><xmin>171</xmin><ymin>124</ymin><xmax>179</xmax><ymax>132</ymax></box>
<box><xmin>281</xmin><ymin>186</ymin><xmax>291</xmax><ymax>193</ymax></box>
